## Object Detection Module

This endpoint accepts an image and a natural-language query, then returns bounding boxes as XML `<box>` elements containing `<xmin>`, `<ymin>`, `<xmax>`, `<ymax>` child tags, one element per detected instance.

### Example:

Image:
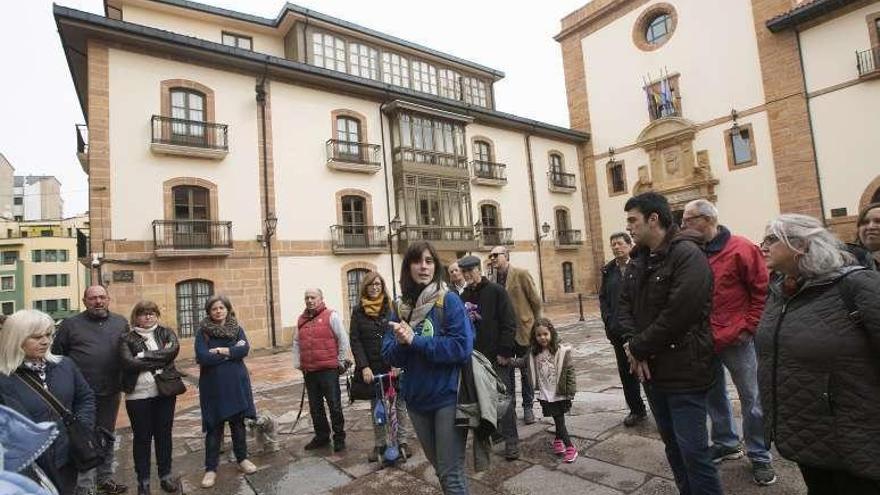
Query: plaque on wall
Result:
<box><xmin>112</xmin><ymin>270</ymin><xmax>134</xmax><ymax>283</ymax></box>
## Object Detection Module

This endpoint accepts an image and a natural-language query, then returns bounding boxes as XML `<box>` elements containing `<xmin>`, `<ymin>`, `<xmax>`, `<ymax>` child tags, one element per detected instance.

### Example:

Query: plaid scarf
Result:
<box><xmin>21</xmin><ymin>360</ymin><xmax>48</xmax><ymax>389</ymax></box>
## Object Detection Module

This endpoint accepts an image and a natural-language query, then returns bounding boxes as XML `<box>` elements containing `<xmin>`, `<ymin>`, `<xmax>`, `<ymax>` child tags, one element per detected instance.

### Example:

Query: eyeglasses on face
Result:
<box><xmin>760</xmin><ymin>234</ymin><xmax>780</xmax><ymax>249</ymax></box>
<box><xmin>367</xmin><ymin>281</ymin><xmax>383</xmax><ymax>288</ymax></box>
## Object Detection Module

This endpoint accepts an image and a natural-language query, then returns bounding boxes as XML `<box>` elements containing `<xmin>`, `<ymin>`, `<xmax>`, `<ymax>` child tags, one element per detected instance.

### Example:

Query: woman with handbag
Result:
<box><xmin>349</xmin><ymin>271</ymin><xmax>409</xmax><ymax>462</ymax></box>
<box><xmin>119</xmin><ymin>301</ymin><xmax>185</xmax><ymax>495</ymax></box>
<box><xmin>195</xmin><ymin>295</ymin><xmax>257</xmax><ymax>489</ymax></box>
<box><xmin>0</xmin><ymin>309</ymin><xmax>96</xmax><ymax>495</ymax></box>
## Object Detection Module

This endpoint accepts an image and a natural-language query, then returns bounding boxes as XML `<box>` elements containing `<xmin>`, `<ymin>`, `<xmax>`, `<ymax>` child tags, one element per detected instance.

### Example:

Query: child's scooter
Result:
<box><xmin>372</xmin><ymin>372</ymin><xmax>407</xmax><ymax>467</ymax></box>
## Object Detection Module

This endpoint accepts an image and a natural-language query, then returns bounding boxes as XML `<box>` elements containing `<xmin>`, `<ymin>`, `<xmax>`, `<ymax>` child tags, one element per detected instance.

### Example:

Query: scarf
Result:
<box><xmin>133</xmin><ymin>325</ymin><xmax>160</xmax><ymax>351</ymax></box>
<box><xmin>21</xmin><ymin>360</ymin><xmax>47</xmax><ymax>388</ymax></box>
<box><xmin>397</xmin><ymin>282</ymin><xmax>445</xmax><ymax>329</ymax></box>
<box><xmin>361</xmin><ymin>295</ymin><xmax>385</xmax><ymax>318</ymax></box>
<box><xmin>199</xmin><ymin>316</ymin><xmax>240</xmax><ymax>340</ymax></box>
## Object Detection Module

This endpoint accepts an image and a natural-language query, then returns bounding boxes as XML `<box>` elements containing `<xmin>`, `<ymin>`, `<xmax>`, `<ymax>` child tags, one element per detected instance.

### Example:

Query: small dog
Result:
<box><xmin>244</xmin><ymin>415</ymin><xmax>280</xmax><ymax>453</ymax></box>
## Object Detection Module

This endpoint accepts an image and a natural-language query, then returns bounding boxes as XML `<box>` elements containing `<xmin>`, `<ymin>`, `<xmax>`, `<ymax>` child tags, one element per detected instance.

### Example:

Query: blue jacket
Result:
<box><xmin>195</xmin><ymin>327</ymin><xmax>256</xmax><ymax>431</ymax></box>
<box><xmin>382</xmin><ymin>292</ymin><xmax>473</xmax><ymax>413</ymax></box>
<box><xmin>0</xmin><ymin>357</ymin><xmax>96</xmax><ymax>470</ymax></box>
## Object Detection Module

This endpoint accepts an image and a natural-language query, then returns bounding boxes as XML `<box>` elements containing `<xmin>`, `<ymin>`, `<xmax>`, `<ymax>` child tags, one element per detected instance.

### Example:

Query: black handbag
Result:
<box><xmin>346</xmin><ymin>369</ymin><xmax>374</xmax><ymax>403</ymax></box>
<box><xmin>17</xmin><ymin>370</ymin><xmax>114</xmax><ymax>472</ymax></box>
<box><xmin>152</xmin><ymin>368</ymin><xmax>187</xmax><ymax>397</ymax></box>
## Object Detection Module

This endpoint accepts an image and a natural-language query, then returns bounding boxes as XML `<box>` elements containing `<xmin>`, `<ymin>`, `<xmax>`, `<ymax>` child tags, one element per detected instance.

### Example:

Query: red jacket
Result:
<box><xmin>705</xmin><ymin>226</ymin><xmax>768</xmax><ymax>351</ymax></box>
<box><xmin>296</xmin><ymin>305</ymin><xmax>339</xmax><ymax>372</ymax></box>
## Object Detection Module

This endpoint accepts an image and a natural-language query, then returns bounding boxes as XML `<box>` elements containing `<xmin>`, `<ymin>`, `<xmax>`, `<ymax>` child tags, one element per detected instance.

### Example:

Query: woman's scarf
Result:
<box><xmin>361</xmin><ymin>294</ymin><xmax>385</xmax><ymax>318</ymax></box>
<box><xmin>133</xmin><ymin>324</ymin><xmax>160</xmax><ymax>351</ymax></box>
<box><xmin>397</xmin><ymin>282</ymin><xmax>445</xmax><ymax>329</ymax></box>
<box><xmin>20</xmin><ymin>360</ymin><xmax>47</xmax><ymax>387</ymax></box>
<box><xmin>199</xmin><ymin>316</ymin><xmax>240</xmax><ymax>340</ymax></box>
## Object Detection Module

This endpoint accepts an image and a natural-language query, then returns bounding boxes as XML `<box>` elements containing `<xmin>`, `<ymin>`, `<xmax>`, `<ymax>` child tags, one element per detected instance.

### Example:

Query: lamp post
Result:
<box><xmin>387</xmin><ymin>215</ymin><xmax>402</xmax><ymax>299</ymax></box>
<box><xmin>538</xmin><ymin>221</ymin><xmax>551</xmax><ymax>303</ymax></box>
<box><xmin>264</xmin><ymin>213</ymin><xmax>278</xmax><ymax>347</ymax></box>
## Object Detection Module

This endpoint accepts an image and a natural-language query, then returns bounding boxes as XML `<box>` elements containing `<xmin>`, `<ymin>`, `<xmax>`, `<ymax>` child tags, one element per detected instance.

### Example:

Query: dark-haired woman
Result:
<box><xmin>382</xmin><ymin>241</ymin><xmax>473</xmax><ymax>494</ymax></box>
<box><xmin>195</xmin><ymin>296</ymin><xmax>257</xmax><ymax>488</ymax></box>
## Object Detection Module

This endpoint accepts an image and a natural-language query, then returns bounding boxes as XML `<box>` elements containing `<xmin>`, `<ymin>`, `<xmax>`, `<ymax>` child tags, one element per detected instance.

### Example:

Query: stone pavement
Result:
<box><xmin>108</xmin><ymin>303</ymin><xmax>807</xmax><ymax>494</ymax></box>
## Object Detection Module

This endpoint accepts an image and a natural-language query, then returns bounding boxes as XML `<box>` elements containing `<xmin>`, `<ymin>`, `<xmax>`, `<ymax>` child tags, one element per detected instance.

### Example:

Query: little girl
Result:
<box><xmin>527</xmin><ymin>317</ymin><xmax>577</xmax><ymax>463</ymax></box>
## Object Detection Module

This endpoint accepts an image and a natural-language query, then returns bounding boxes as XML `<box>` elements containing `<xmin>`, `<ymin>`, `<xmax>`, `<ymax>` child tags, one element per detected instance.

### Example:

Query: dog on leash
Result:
<box><xmin>244</xmin><ymin>415</ymin><xmax>280</xmax><ymax>453</ymax></box>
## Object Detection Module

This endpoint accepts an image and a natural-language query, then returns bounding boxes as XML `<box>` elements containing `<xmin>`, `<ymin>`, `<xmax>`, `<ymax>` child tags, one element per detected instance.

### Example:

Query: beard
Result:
<box><xmin>87</xmin><ymin>307</ymin><xmax>109</xmax><ymax>319</ymax></box>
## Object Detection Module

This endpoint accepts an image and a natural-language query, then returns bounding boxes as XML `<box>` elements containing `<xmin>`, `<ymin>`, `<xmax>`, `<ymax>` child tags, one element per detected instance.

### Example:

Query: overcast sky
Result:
<box><xmin>0</xmin><ymin>0</ymin><xmax>588</xmax><ymax>217</ymax></box>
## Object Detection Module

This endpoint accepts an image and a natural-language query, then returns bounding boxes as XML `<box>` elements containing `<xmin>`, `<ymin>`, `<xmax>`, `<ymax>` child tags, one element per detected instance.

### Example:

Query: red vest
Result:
<box><xmin>297</xmin><ymin>305</ymin><xmax>339</xmax><ymax>372</ymax></box>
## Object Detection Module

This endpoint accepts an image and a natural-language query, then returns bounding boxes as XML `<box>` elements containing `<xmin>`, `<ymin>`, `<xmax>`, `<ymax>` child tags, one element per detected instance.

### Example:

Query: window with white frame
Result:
<box><xmin>438</xmin><ymin>69</ymin><xmax>461</xmax><ymax>100</ymax></box>
<box><xmin>411</xmin><ymin>61</ymin><xmax>438</xmax><ymax>95</ymax></box>
<box><xmin>462</xmin><ymin>77</ymin><xmax>488</xmax><ymax>107</ymax></box>
<box><xmin>33</xmin><ymin>299</ymin><xmax>69</xmax><ymax>314</ymax></box>
<box><xmin>1</xmin><ymin>276</ymin><xmax>13</xmax><ymax>291</ymax></box>
<box><xmin>32</xmin><ymin>274</ymin><xmax>69</xmax><ymax>288</ymax></box>
<box><xmin>1</xmin><ymin>251</ymin><xmax>17</xmax><ymax>265</ymax></box>
<box><xmin>221</xmin><ymin>31</ymin><xmax>252</xmax><ymax>50</ymax></box>
<box><xmin>348</xmin><ymin>43</ymin><xmax>379</xmax><ymax>80</ymax></box>
<box><xmin>1</xmin><ymin>301</ymin><xmax>13</xmax><ymax>315</ymax></box>
<box><xmin>382</xmin><ymin>52</ymin><xmax>410</xmax><ymax>88</ymax></box>
<box><xmin>312</xmin><ymin>32</ymin><xmax>347</xmax><ymax>72</ymax></box>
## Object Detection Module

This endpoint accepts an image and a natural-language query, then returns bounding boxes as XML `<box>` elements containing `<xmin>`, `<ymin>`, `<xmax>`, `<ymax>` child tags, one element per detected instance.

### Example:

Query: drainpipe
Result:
<box><xmin>256</xmin><ymin>62</ymin><xmax>277</xmax><ymax>348</ymax></box>
<box><xmin>379</xmin><ymin>99</ymin><xmax>397</xmax><ymax>299</ymax></box>
<box><xmin>524</xmin><ymin>132</ymin><xmax>546</xmax><ymax>303</ymax></box>
<box><xmin>795</xmin><ymin>28</ymin><xmax>826</xmax><ymax>224</ymax></box>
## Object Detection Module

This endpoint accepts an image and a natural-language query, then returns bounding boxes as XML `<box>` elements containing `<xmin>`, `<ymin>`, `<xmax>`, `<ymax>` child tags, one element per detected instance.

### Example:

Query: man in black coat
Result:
<box><xmin>599</xmin><ymin>231</ymin><xmax>647</xmax><ymax>427</ymax></box>
<box><xmin>458</xmin><ymin>255</ymin><xmax>519</xmax><ymax>460</ymax></box>
<box><xmin>617</xmin><ymin>192</ymin><xmax>722</xmax><ymax>495</ymax></box>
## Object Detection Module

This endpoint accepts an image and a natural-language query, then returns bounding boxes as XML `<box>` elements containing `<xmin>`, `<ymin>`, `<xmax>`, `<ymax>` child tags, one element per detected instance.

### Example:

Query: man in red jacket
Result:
<box><xmin>682</xmin><ymin>200</ymin><xmax>776</xmax><ymax>486</ymax></box>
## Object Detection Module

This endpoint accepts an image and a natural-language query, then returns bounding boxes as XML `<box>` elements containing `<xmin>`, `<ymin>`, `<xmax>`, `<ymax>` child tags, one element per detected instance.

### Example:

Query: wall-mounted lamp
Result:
<box><xmin>540</xmin><ymin>222</ymin><xmax>551</xmax><ymax>238</ymax></box>
<box><xmin>730</xmin><ymin>108</ymin><xmax>740</xmax><ymax>134</ymax></box>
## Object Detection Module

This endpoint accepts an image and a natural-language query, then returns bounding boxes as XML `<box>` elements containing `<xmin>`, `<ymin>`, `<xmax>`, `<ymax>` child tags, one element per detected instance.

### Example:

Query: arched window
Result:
<box><xmin>562</xmin><ymin>262</ymin><xmax>575</xmax><ymax>293</ymax></box>
<box><xmin>555</xmin><ymin>208</ymin><xmax>571</xmax><ymax>232</ymax></box>
<box><xmin>872</xmin><ymin>187</ymin><xmax>880</xmax><ymax>204</ymax></box>
<box><xmin>170</xmin><ymin>89</ymin><xmax>205</xmax><ymax>142</ymax></box>
<box><xmin>176</xmin><ymin>279</ymin><xmax>214</xmax><ymax>337</ymax></box>
<box><xmin>341</xmin><ymin>195</ymin><xmax>366</xmax><ymax>245</ymax></box>
<box><xmin>346</xmin><ymin>269</ymin><xmax>370</xmax><ymax>312</ymax></box>
<box><xmin>473</xmin><ymin>140</ymin><xmax>492</xmax><ymax>162</ymax></box>
<box><xmin>549</xmin><ymin>153</ymin><xmax>564</xmax><ymax>175</ymax></box>
<box><xmin>172</xmin><ymin>185</ymin><xmax>210</xmax><ymax>248</ymax></box>
<box><xmin>480</xmin><ymin>204</ymin><xmax>498</xmax><ymax>228</ymax></box>
<box><xmin>336</xmin><ymin>116</ymin><xmax>362</xmax><ymax>157</ymax></box>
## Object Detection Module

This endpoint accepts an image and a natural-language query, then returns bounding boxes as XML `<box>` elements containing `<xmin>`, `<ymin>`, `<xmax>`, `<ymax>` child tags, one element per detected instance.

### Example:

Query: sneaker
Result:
<box><xmin>239</xmin><ymin>459</ymin><xmax>257</xmax><ymax>474</ymax></box>
<box><xmin>523</xmin><ymin>408</ymin><xmax>536</xmax><ymax>425</ymax></box>
<box><xmin>504</xmin><ymin>446</ymin><xmax>520</xmax><ymax>461</ymax></box>
<box><xmin>368</xmin><ymin>445</ymin><xmax>384</xmax><ymax>462</ymax></box>
<box><xmin>752</xmin><ymin>461</ymin><xmax>778</xmax><ymax>486</ymax></box>
<box><xmin>136</xmin><ymin>482</ymin><xmax>150</xmax><ymax>495</ymax></box>
<box><xmin>200</xmin><ymin>472</ymin><xmax>216</xmax><ymax>489</ymax></box>
<box><xmin>552</xmin><ymin>439</ymin><xmax>565</xmax><ymax>455</ymax></box>
<box><xmin>710</xmin><ymin>444</ymin><xmax>744</xmax><ymax>464</ymax></box>
<box><xmin>623</xmin><ymin>412</ymin><xmax>647</xmax><ymax>427</ymax></box>
<box><xmin>563</xmin><ymin>445</ymin><xmax>578</xmax><ymax>463</ymax></box>
<box><xmin>333</xmin><ymin>439</ymin><xmax>346</xmax><ymax>452</ymax></box>
<box><xmin>304</xmin><ymin>436</ymin><xmax>330</xmax><ymax>450</ymax></box>
<box><xmin>399</xmin><ymin>443</ymin><xmax>410</xmax><ymax>459</ymax></box>
<box><xmin>97</xmin><ymin>480</ymin><xmax>129</xmax><ymax>495</ymax></box>
<box><xmin>159</xmin><ymin>476</ymin><xmax>179</xmax><ymax>493</ymax></box>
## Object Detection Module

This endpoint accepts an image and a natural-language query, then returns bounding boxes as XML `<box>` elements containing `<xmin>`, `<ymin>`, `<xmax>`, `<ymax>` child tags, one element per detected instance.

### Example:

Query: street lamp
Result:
<box><xmin>264</xmin><ymin>213</ymin><xmax>278</xmax><ymax>347</ymax></box>
<box><xmin>387</xmin><ymin>215</ymin><xmax>403</xmax><ymax>299</ymax></box>
<box><xmin>540</xmin><ymin>222</ymin><xmax>551</xmax><ymax>238</ymax></box>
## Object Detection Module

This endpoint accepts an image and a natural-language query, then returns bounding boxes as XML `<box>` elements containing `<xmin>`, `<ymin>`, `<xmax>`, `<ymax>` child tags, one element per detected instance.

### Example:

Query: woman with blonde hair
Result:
<box><xmin>0</xmin><ymin>309</ymin><xmax>95</xmax><ymax>495</ymax></box>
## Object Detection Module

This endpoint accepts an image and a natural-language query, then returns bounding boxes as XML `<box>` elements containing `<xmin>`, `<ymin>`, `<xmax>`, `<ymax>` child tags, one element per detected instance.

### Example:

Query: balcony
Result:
<box><xmin>152</xmin><ymin>220</ymin><xmax>233</xmax><ymax>257</ymax></box>
<box><xmin>471</xmin><ymin>160</ymin><xmax>507</xmax><ymax>186</ymax></box>
<box><xmin>555</xmin><ymin>229</ymin><xmax>583</xmax><ymax>249</ymax></box>
<box><xmin>150</xmin><ymin>116</ymin><xmax>228</xmax><ymax>159</ymax></box>
<box><xmin>397</xmin><ymin>225</ymin><xmax>476</xmax><ymax>251</ymax></box>
<box><xmin>857</xmin><ymin>47</ymin><xmax>880</xmax><ymax>79</ymax></box>
<box><xmin>75</xmin><ymin>124</ymin><xmax>89</xmax><ymax>173</ymax></box>
<box><xmin>478</xmin><ymin>227</ymin><xmax>513</xmax><ymax>249</ymax></box>
<box><xmin>392</xmin><ymin>147</ymin><xmax>469</xmax><ymax>179</ymax></box>
<box><xmin>548</xmin><ymin>171</ymin><xmax>577</xmax><ymax>193</ymax></box>
<box><xmin>326</xmin><ymin>140</ymin><xmax>382</xmax><ymax>173</ymax></box>
<box><xmin>330</xmin><ymin>225</ymin><xmax>387</xmax><ymax>254</ymax></box>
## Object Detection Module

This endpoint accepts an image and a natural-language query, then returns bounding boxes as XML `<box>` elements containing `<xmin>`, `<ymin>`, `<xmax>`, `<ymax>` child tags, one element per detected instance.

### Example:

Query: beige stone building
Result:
<box><xmin>557</xmin><ymin>0</ymin><xmax>880</xmax><ymax>268</ymax></box>
<box><xmin>57</xmin><ymin>0</ymin><xmax>594</xmax><ymax>356</ymax></box>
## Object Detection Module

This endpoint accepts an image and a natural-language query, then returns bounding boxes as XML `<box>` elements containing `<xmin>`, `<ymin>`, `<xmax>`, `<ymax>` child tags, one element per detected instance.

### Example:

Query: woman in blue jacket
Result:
<box><xmin>195</xmin><ymin>295</ymin><xmax>257</xmax><ymax>488</ymax></box>
<box><xmin>383</xmin><ymin>241</ymin><xmax>473</xmax><ymax>495</ymax></box>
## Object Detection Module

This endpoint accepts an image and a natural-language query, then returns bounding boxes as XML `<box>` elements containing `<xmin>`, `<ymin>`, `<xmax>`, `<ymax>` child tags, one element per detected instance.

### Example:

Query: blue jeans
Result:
<box><xmin>707</xmin><ymin>338</ymin><xmax>771</xmax><ymax>463</ymax></box>
<box><xmin>646</xmin><ymin>386</ymin><xmax>723</xmax><ymax>495</ymax></box>
<box><xmin>408</xmin><ymin>404</ymin><xmax>468</xmax><ymax>495</ymax></box>
<box><xmin>494</xmin><ymin>364</ymin><xmax>519</xmax><ymax>452</ymax></box>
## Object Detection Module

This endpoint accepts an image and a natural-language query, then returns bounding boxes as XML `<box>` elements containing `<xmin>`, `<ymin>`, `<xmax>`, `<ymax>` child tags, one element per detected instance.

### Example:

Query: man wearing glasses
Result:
<box><xmin>487</xmin><ymin>246</ymin><xmax>542</xmax><ymax>425</ymax></box>
<box><xmin>682</xmin><ymin>199</ymin><xmax>776</xmax><ymax>486</ymax></box>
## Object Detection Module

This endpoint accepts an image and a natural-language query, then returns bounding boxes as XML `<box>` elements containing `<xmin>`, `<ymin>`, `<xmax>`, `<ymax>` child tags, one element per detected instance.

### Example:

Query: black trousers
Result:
<box><xmin>799</xmin><ymin>464</ymin><xmax>880</xmax><ymax>495</ymax></box>
<box><xmin>57</xmin><ymin>463</ymin><xmax>78</xmax><ymax>495</ymax></box>
<box><xmin>204</xmin><ymin>412</ymin><xmax>247</xmax><ymax>472</ymax></box>
<box><xmin>125</xmin><ymin>396</ymin><xmax>176</xmax><ymax>482</ymax></box>
<box><xmin>612</xmin><ymin>342</ymin><xmax>647</xmax><ymax>416</ymax></box>
<box><xmin>304</xmin><ymin>369</ymin><xmax>345</xmax><ymax>442</ymax></box>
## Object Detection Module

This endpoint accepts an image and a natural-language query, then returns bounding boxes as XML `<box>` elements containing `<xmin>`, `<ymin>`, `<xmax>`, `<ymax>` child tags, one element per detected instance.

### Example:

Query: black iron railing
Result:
<box><xmin>75</xmin><ymin>124</ymin><xmax>88</xmax><ymax>154</ymax></box>
<box><xmin>480</xmin><ymin>227</ymin><xmax>513</xmax><ymax>246</ymax></box>
<box><xmin>151</xmin><ymin>115</ymin><xmax>228</xmax><ymax>150</ymax></box>
<box><xmin>556</xmin><ymin>229</ymin><xmax>583</xmax><ymax>246</ymax></box>
<box><xmin>152</xmin><ymin>220</ymin><xmax>232</xmax><ymax>250</ymax></box>
<box><xmin>398</xmin><ymin>226</ymin><xmax>475</xmax><ymax>242</ymax></box>
<box><xmin>549</xmin><ymin>171</ymin><xmax>577</xmax><ymax>189</ymax></box>
<box><xmin>857</xmin><ymin>47</ymin><xmax>880</xmax><ymax>77</ymax></box>
<box><xmin>472</xmin><ymin>160</ymin><xmax>507</xmax><ymax>181</ymax></box>
<box><xmin>330</xmin><ymin>225</ymin><xmax>387</xmax><ymax>250</ymax></box>
<box><xmin>326</xmin><ymin>140</ymin><xmax>382</xmax><ymax>165</ymax></box>
<box><xmin>393</xmin><ymin>147</ymin><xmax>468</xmax><ymax>169</ymax></box>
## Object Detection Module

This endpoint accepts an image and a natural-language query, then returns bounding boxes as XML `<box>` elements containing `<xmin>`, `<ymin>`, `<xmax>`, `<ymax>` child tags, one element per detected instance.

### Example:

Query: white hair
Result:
<box><xmin>685</xmin><ymin>199</ymin><xmax>719</xmax><ymax>220</ymax></box>
<box><xmin>767</xmin><ymin>214</ymin><xmax>853</xmax><ymax>278</ymax></box>
<box><xmin>0</xmin><ymin>310</ymin><xmax>61</xmax><ymax>376</ymax></box>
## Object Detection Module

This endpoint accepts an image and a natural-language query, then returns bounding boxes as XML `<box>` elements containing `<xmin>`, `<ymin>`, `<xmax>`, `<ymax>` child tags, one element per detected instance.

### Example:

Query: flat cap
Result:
<box><xmin>457</xmin><ymin>255</ymin><xmax>482</xmax><ymax>270</ymax></box>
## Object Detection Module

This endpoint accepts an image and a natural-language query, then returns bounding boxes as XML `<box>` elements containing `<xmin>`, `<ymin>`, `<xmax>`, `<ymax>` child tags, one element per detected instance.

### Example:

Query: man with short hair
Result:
<box><xmin>488</xmin><ymin>245</ymin><xmax>542</xmax><ymax>425</ymax></box>
<box><xmin>447</xmin><ymin>261</ymin><xmax>467</xmax><ymax>294</ymax></box>
<box><xmin>53</xmin><ymin>286</ymin><xmax>129</xmax><ymax>495</ymax></box>
<box><xmin>682</xmin><ymin>199</ymin><xmax>776</xmax><ymax>486</ymax></box>
<box><xmin>459</xmin><ymin>255</ymin><xmax>520</xmax><ymax>460</ymax></box>
<box><xmin>292</xmin><ymin>288</ymin><xmax>351</xmax><ymax>452</ymax></box>
<box><xmin>618</xmin><ymin>192</ymin><xmax>722</xmax><ymax>495</ymax></box>
<box><xmin>599</xmin><ymin>232</ymin><xmax>647</xmax><ymax>427</ymax></box>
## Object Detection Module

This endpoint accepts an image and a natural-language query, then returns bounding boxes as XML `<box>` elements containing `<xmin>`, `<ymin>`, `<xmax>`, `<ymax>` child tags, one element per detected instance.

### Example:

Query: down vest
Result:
<box><xmin>755</xmin><ymin>267</ymin><xmax>880</xmax><ymax>480</ymax></box>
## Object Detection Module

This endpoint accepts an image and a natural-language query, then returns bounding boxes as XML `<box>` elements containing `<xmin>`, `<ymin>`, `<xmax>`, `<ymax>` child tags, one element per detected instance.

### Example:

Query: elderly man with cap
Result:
<box><xmin>458</xmin><ymin>255</ymin><xmax>520</xmax><ymax>460</ymax></box>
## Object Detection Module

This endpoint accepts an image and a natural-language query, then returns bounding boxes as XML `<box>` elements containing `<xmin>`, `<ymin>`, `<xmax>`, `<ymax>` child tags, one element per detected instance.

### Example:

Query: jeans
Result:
<box><xmin>799</xmin><ymin>464</ymin><xmax>880</xmax><ymax>495</ymax></box>
<box><xmin>646</xmin><ymin>386</ymin><xmax>723</xmax><ymax>495</ymax></box>
<box><xmin>370</xmin><ymin>394</ymin><xmax>409</xmax><ymax>448</ymax></box>
<box><xmin>125</xmin><ymin>396</ymin><xmax>176</xmax><ymax>482</ymax></box>
<box><xmin>707</xmin><ymin>338</ymin><xmax>771</xmax><ymax>463</ymax></box>
<box><xmin>612</xmin><ymin>342</ymin><xmax>647</xmax><ymax>415</ymax></box>
<box><xmin>515</xmin><ymin>344</ymin><xmax>534</xmax><ymax>411</ymax></box>
<box><xmin>304</xmin><ymin>369</ymin><xmax>345</xmax><ymax>443</ymax></box>
<box><xmin>204</xmin><ymin>412</ymin><xmax>247</xmax><ymax>471</ymax></box>
<box><xmin>77</xmin><ymin>393</ymin><xmax>121</xmax><ymax>490</ymax></box>
<box><xmin>494</xmin><ymin>364</ymin><xmax>519</xmax><ymax>452</ymax></box>
<box><xmin>408</xmin><ymin>405</ymin><xmax>468</xmax><ymax>495</ymax></box>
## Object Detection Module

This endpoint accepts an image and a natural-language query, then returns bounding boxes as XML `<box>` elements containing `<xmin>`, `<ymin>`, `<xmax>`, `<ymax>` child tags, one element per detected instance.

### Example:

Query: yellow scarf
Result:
<box><xmin>361</xmin><ymin>294</ymin><xmax>385</xmax><ymax>318</ymax></box>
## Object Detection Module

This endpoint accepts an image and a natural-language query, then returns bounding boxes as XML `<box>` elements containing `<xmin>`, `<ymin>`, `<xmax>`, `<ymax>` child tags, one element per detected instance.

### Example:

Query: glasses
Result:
<box><xmin>367</xmin><ymin>281</ymin><xmax>383</xmax><ymax>288</ymax></box>
<box><xmin>760</xmin><ymin>234</ymin><xmax>780</xmax><ymax>249</ymax></box>
<box><xmin>489</xmin><ymin>252</ymin><xmax>505</xmax><ymax>259</ymax></box>
<box><xmin>138</xmin><ymin>312</ymin><xmax>157</xmax><ymax>318</ymax></box>
<box><xmin>680</xmin><ymin>214</ymin><xmax>706</xmax><ymax>227</ymax></box>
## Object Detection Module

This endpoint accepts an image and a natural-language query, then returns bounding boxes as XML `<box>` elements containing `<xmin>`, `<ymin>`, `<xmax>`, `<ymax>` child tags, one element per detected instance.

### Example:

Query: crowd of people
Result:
<box><xmin>0</xmin><ymin>196</ymin><xmax>877</xmax><ymax>495</ymax></box>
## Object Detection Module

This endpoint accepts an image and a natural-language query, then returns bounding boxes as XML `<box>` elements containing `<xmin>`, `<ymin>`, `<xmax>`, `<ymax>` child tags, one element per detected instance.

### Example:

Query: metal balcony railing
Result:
<box><xmin>556</xmin><ymin>229</ymin><xmax>583</xmax><ymax>246</ymax></box>
<box><xmin>472</xmin><ymin>160</ymin><xmax>507</xmax><ymax>182</ymax></box>
<box><xmin>549</xmin><ymin>171</ymin><xmax>577</xmax><ymax>189</ymax></box>
<box><xmin>151</xmin><ymin>115</ymin><xmax>228</xmax><ymax>150</ymax></box>
<box><xmin>330</xmin><ymin>225</ymin><xmax>387</xmax><ymax>250</ymax></box>
<box><xmin>479</xmin><ymin>227</ymin><xmax>513</xmax><ymax>246</ymax></box>
<box><xmin>857</xmin><ymin>46</ymin><xmax>880</xmax><ymax>77</ymax></box>
<box><xmin>152</xmin><ymin>220</ymin><xmax>232</xmax><ymax>250</ymax></box>
<box><xmin>326</xmin><ymin>140</ymin><xmax>381</xmax><ymax>165</ymax></box>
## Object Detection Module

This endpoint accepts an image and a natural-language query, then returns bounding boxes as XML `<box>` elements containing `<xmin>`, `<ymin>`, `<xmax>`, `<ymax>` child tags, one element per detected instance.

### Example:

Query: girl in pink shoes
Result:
<box><xmin>527</xmin><ymin>318</ymin><xmax>578</xmax><ymax>463</ymax></box>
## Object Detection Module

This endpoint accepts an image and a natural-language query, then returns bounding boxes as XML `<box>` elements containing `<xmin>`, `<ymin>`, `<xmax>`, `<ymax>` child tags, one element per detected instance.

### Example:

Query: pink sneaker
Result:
<box><xmin>563</xmin><ymin>445</ymin><xmax>578</xmax><ymax>463</ymax></box>
<box><xmin>552</xmin><ymin>439</ymin><xmax>565</xmax><ymax>455</ymax></box>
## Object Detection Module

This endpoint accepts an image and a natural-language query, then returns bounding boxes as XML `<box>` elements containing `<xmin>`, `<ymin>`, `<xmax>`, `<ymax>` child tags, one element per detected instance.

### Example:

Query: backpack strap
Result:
<box><xmin>836</xmin><ymin>269</ymin><xmax>865</xmax><ymax>330</ymax></box>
